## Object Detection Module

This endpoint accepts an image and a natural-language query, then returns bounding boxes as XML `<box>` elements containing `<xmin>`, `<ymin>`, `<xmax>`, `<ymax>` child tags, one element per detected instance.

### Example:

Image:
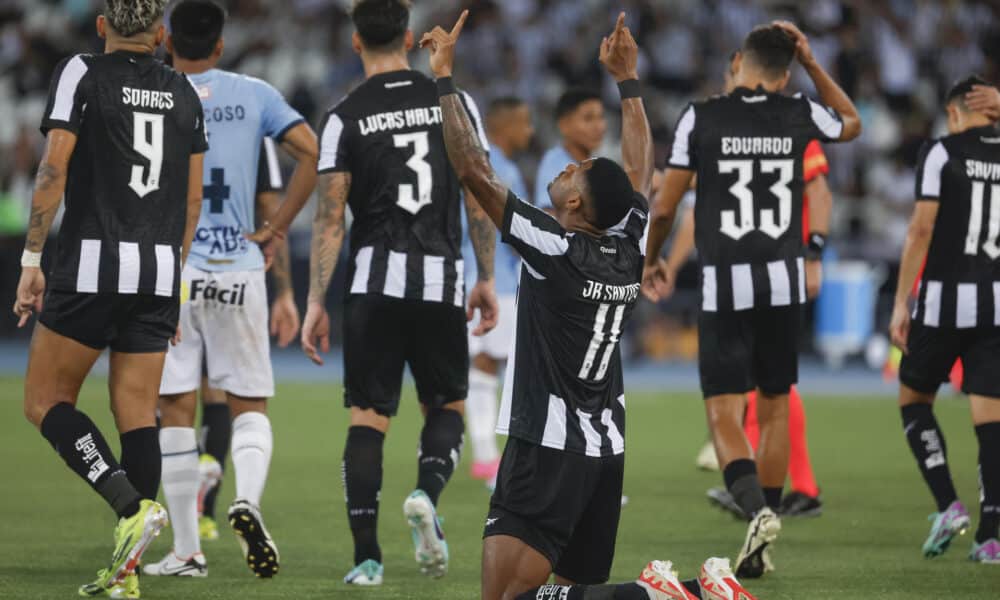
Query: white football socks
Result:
<box><xmin>467</xmin><ymin>368</ymin><xmax>500</xmax><ymax>464</ymax></box>
<box><xmin>160</xmin><ymin>427</ymin><xmax>201</xmax><ymax>559</ymax></box>
<box><xmin>231</xmin><ymin>412</ymin><xmax>273</xmax><ymax>507</ymax></box>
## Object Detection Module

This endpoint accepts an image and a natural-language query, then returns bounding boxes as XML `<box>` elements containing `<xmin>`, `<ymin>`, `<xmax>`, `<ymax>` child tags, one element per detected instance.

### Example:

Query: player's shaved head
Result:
<box><xmin>169</xmin><ymin>0</ymin><xmax>225</xmax><ymax>61</ymax></box>
<box><xmin>741</xmin><ymin>24</ymin><xmax>796</xmax><ymax>79</ymax></box>
<box><xmin>946</xmin><ymin>75</ymin><xmax>989</xmax><ymax>112</ymax></box>
<box><xmin>352</xmin><ymin>0</ymin><xmax>411</xmax><ymax>52</ymax></box>
<box><xmin>103</xmin><ymin>0</ymin><xmax>165</xmax><ymax>38</ymax></box>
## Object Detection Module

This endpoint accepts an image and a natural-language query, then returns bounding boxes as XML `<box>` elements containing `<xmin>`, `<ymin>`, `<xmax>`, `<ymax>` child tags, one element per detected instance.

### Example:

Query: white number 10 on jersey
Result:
<box><xmin>965</xmin><ymin>181</ymin><xmax>1000</xmax><ymax>259</ymax></box>
<box><xmin>394</xmin><ymin>131</ymin><xmax>433</xmax><ymax>215</ymax></box>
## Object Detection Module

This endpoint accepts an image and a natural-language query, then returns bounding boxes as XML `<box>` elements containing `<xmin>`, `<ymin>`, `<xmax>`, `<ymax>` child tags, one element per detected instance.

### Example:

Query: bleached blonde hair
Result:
<box><xmin>104</xmin><ymin>0</ymin><xmax>166</xmax><ymax>37</ymax></box>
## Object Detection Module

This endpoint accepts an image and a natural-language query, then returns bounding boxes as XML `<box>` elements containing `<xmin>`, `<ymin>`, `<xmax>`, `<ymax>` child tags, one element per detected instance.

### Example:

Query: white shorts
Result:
<box><xmin>468</xmin><ymin>294</ymin><xmax>517</xmax><ymax>361</ymax></box>
<box><xmin>160</xmin><ymin>265</ymin><xmax>274</xmax><ymax>398</ymax></box>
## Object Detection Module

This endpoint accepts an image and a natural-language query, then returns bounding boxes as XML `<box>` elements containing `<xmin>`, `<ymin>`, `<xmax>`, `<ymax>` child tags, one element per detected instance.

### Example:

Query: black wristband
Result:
<box><xmin>436</xmin><ymin>76</ymin><xmax>458</xmax><ymax>97</ymax></box>
<box><xmin>617</xmin><ymin>79</ymin><xmax>640</xmax><ymax>99</ymax></box>
<box><xmin>806</xmin><ymin>232</ymin><xmax>827</xmax><ymax>260</ymax></box>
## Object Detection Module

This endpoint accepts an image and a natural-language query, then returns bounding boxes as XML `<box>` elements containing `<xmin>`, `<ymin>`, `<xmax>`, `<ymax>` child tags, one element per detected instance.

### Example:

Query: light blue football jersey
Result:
<box><xmin>186</xmin><ymin>69</ymin><xmax>303</xmax><ymax>272</ymax></box>
<box><xmin>463</xmin><ymin>149</ymin><xmax>528</xmax><ymax>295</ymax></box>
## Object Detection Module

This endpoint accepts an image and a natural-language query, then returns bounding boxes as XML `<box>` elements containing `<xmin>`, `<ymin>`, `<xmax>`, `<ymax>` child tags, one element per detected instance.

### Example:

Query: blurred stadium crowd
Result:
<box><xmin>0</xmin><ymin>0</ymin><xmax>998</xmax><ymax>356</ymax></box>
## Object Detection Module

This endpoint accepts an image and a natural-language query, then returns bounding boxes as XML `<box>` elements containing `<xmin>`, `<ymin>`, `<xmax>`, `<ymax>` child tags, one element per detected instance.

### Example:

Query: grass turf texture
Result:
<box><xmin>1</xmin><ymin>376</ymin><xmax>998</xmax><ymax>598</ymax></box>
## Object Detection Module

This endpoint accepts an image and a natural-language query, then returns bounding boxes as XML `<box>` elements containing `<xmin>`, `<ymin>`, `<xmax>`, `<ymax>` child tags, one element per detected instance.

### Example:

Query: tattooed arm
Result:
<box><xmin>440</xmin><ymin>94</ymin><xmax>508</xmax><ymax>228</ymax></box>
<box><xmin>24</xmin><ymin>130</ymin><xmax>76</xmax><ymax>253</ymax></box>
<box><xmin>464</xmin><ymin>186</ymin><xmax>495</xmax><ymax>281</ymax></box>
<box><xmin>301</xmin><ymin>172</ymin><xmax>349</xmax><ymax>364</ymax></box>
<box><xmin>13</xmin><ymin>129</ymin><xmax>76</xmax><ymax>326</ymax></box>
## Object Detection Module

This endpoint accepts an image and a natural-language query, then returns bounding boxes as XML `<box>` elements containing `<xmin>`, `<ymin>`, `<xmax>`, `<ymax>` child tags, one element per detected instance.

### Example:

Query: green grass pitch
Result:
<box><xmin>0</xmin><ymin>375</ymin><xmax>998</xmax><ymax>598</ymax></box>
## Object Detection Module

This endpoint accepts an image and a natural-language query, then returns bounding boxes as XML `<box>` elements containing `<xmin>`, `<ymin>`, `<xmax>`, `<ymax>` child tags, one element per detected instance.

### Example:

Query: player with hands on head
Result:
<box><xmin>643</xmin><ymin>19</ymin><xmax>860</xmax><ymax>579</ymax></box>
<box><xmin>424</xmin><ymin>11</ymin><xmax>760</xmax><ymax>600</ymax></box>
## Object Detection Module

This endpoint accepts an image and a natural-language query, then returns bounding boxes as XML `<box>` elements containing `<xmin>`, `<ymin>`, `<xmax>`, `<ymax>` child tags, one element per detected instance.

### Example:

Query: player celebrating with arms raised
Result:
<box><xmin>891</xmin><ymin>76</ymin><xmax>1000</xmax><ymax>564</ymax></box>
<box><xmin>644</xmin><ymin>22</ymin><xmax>861</xmax><ymax>578</ymax></box>
<box><xmin>425</xmin><ymin>11</ymin><xmax>759</xmax><ymax>600</ymax></box>
<box><xmin>13</xmin><ymin>1</ymin><xmax>207</xmax><ymax>597</ymax></box>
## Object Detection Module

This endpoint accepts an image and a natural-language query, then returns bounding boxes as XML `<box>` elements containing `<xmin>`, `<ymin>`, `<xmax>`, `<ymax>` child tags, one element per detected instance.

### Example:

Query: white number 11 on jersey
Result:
<box><xmin>394</xmin><ymin>131</ymin><xmax>434</xmax><ymax>215</ymax></box>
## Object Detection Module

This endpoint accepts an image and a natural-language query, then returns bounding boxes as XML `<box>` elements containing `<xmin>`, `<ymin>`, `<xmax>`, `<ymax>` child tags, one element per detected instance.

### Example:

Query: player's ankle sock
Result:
<box><xmin>467</xmin><ymin>368</ymin><xmax>500</xmax><ymax>464</ymax></box>
<box><xmin>200</xmin><ymin>403</ymin><xmax>231</xmax><ymax>518</ymax></box>
<box><xmin>901</xmin><ymin>404</ymin><xmax>957</xmax><ymax>512</ymax></box>
<box><xmin>787</xmin><ymin>388</ymin><xmax>819</xmax><ymax>498</ymax></box>
<box><xmin>416</xmin><ymin>407</ymin><xmax>464</xmax><ymax>505</ymax></box>
<box><xmin>343</xmin><ymin>425</ymin><xmax>384</xmax><ymax>564</ymax></box>
<box><xmin>160</xmin><ymin>427</ymin><xmax>201</xmax><ymax>557</ymax></box>
<box><xmin>974</xmin><ymin>422</ymin><xmax>1000</xmax><ymax>543</ymax></box>
<box><xmin>514</xmin><ymin>583</ymin><xmax>651</xmax><ymax>599</ymax></box>
<box><xmin>763</xmin><ymin>487</ymin><xmax>783</xmax><ymax>511</ymax></box>
<box><xmin>723</xmin><ymin>458</ymin><xmax>767</xmax><ymax>517</ymax></box>
<box><xmin>231</xmin><ymin>411</ymin><xmax>272</xmax><ymax>506</ymax></box>
<box><xmin>120</xmin><ymin>426</ymin><xmax>160</xmax><ymax>500</ymax></box>
<box><xmin>40</xmin><ymin>402</ymin><xmax>141</xmax><ymax>518</ymax></box>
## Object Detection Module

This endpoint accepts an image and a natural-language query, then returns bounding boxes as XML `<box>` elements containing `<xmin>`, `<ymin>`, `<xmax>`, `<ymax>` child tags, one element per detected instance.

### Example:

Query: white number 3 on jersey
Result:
<box><xmin>394</xmin><ymin>131</ymin><xmax>434</xmax><ymax>215</ymax></box>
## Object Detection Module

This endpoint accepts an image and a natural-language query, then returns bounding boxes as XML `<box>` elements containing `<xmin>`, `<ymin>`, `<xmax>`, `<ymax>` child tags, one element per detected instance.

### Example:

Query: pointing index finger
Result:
<box><xmin>451</xmin><ymin>9</ymin><xmax>469</xmax><ymax>38</ymax></box>
<box><xmin>614</xmin><ymin>11</ymin><xmax>626</xmax><ymax>34</ymax></box>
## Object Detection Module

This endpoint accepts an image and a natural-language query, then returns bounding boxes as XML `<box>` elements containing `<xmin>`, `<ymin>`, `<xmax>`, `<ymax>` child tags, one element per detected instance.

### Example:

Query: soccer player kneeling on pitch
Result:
<box><xmin>423</xmin><ymin>11</ymin><xmax>759</xmax><ymax>600</ymax></box>
<box><xmin>15</xmin><ymin>1</ymin><xmax>208</xmax><ymax>597</ymax></box>
<box><xmin>146</xmin><ymin>0</ymin><xmax>319</xmax><ymax>579</ymax></box>
<box><xmin>891</xmin><ymin>76</ymin><xmax>1000</xmax><ymax>564</ymax></box>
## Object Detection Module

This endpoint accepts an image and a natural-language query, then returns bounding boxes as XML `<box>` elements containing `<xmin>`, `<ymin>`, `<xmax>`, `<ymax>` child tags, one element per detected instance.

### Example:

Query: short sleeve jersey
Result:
<box><xmin>317</xmin><ymin>70</ymin><xmax>488</xmax><ymax>305</ymax></box>
<box><xmin>185</xmin><ymin>69</ymin><xmax>304</xmax><ymax>272</ymax></box>
<box><xmin>668</xmin><ymin>87</ymin><xmax>844</xmax><ymax>311</ymax></box>
<box><xmin>912</xmin><ymin>125</ymin><xmax>1000</xmax><ymax>329</ymax></box>
<box><xmin>496</xmin><ymin>191</ymin><xmax>648</xmax><ymax>457</ymax></box>
<box><xmin>41</xmin><ymin>51</ymin><xmax>208</xmax><ymax>297</ymax></box>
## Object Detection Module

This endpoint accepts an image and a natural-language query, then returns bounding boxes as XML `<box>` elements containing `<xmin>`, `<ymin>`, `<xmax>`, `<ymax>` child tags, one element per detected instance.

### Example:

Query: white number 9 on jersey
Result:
<box><xmin>129</xmin><ymin>112</ymin><xmax>164</xmax><ymax>198</ymax></box>
<box><xmin>394</xmin><ymin>131</ymin><xmax>434</xmax><ymax>215</ymax></box>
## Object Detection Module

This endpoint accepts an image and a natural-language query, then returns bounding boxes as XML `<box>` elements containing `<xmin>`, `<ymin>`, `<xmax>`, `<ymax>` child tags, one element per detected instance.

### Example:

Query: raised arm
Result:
<box><xmin>774</xmin><ymin>21</ymin><xmax>861</xmax><ymax>142</ymax></box>
<box><xmin>422</xmin><ymin>11</ymin><xmax>508</xmax><ymax>227</ymax></box>
<box><xmin>13</xmin><ymin>129</ymin><xmax>76</xmax><ymax>326</ymax></box>
<box><xmin>600</xmin><ymin>12</ymin><xmax>653</xmax><ymax>197</ymax></box>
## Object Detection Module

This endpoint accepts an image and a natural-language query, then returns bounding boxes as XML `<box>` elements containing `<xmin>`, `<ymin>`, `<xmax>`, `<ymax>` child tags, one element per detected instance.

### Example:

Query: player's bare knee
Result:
<box><xmin>350</xmin><ymin>407</ymin><xmax>390</xmax><ymax>433</ymax></box>
<box><xmin>227</xmin><ymin>394</ymin><xmax>267</xmax><ymax>418</ymax></box>
<box><xmin>899</xmin><ymin>384</ymin><xmax>935</xmax><ymax>407</ymax></box>
<box><xmin>158</xmin><ymin>392</ymin><xmax>197</xmax><ymax>426</ymax></box>
<box><xmin>440</xmin><ymin>400</ymin><xmax>465</xmax><ymax>416</ymax></box>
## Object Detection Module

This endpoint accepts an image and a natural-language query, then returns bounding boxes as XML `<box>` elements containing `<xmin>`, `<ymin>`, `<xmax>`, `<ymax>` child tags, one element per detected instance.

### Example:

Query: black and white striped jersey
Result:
<box><xmin>668</xmin><ymin>86</ymin><xmax>844</xmax><ymax>312</ymax></box>
<box><xmin>257</xmin><ymin>137</ymin><xmax>283</xmax><ymax>193</ymax></box>
<box><xmin>497</xmin><ymin>191</ymin><xmax>648</xmax><ymax>457</ymax></box>
<box><xmin>912</xmin><ymin>125</ymin><xmax>1000</xmax><ymax>329</ymax></box>
<box><xmin>41</xmin><ymin>52</ymin><xmax>208</xmax><ymax>297</ymax></box>
<box><xmin>318</xmin><ymin>70</ymin><xmax>487</xmax><ymax>307</ymax></box>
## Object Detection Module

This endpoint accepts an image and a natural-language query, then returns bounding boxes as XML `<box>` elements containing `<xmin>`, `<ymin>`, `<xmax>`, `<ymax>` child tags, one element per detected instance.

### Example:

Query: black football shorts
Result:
<box><xmin>40</xmin><ymin>290</ymin><xmax>179</xmax><ymax>353</ymax></box>
<box><xmin>698</xmin><ymin>306</ymin><xmax>801</xmax><ymax>398</ymax></box>
<box><xmin>900</xmin><ymin>322</ymin><xmax>1000</xmax><ymax>397</ymax></box>
<box><xmin>484</xmin><ymin>437</ymin><xmax>624</xmax><ymax>585</ymax></box>
<box><xmin>343</xmin><ymin>294</ymin><xmax>469</xmax><ymax>416</ymax></box>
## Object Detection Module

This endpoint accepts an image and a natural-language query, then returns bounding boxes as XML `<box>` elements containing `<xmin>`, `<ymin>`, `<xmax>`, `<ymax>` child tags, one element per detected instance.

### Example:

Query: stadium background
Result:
<box><xmin>1</xmin><ymin>1</ymin><xmax>999</xmax><ymax>598</ymax></box>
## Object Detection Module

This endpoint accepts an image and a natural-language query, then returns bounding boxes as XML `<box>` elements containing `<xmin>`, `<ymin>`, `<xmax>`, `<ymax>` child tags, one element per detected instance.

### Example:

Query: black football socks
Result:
<box><xmin>724</xmin><ymin>458</ymin><xmax>767</xmax><ymax>517</ymax></box>
<box><xmin>975</xmin><ymin>422</ymin><xmax>1000</xmax><ymax>543</ymax></box>
<box><xmin>200</xmin><ymin>403</ymin><xmax>231</xmax><ymax>518</ymax></box>
<box><xmin>120</xmin><ymin>426</ymin><xmax>160</xmax><ymax>500</ymax></box>
<box><xmin>40</xmin><ymin>402</ymin><xmax>141</xmax><ymax>518</ymax></box>
<box><xmin>416</xmin><ymin>407</ymin><xmax>464</xmax><ymax>506</ymax></box>
<box><xmin>343</xmin><ymin>425</ymin><xmax>385</xmax><ymax>565</ymax></box>
<box><xmin>763</xmin><ymin>487</ymin><xmax>783</xmax><ymax>512</ymax></box>
<box><xmin>901</xmin><ymin>403</ymin><xmax>958</xmax><ymax>512</ymax></box>
<box><xmin>514</xmin><ymin>583</ymin><xmax>655</xmax><ymax>599</ymax></box>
